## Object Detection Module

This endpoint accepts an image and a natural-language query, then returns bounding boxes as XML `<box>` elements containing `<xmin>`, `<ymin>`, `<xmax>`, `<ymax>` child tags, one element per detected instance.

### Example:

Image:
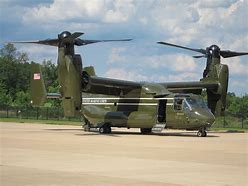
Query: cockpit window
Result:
<box><xmin>185</xmin><ymin>97</ymin><xmax>208</xmax><ymax>109</ymax></box>
<box><xmin>174</xmin><ymin>98</ymin><xmax>183</xmax><ymax>111</ymax></box>
<box><xmin>174</xmin><ymin>96</ymin><xmax>208</xmax><ymax>112</ymax></box>
<box><xmin>183</xmin><ymin>100</ymin><xmax>191</xmax><ymax>111</ymax></box>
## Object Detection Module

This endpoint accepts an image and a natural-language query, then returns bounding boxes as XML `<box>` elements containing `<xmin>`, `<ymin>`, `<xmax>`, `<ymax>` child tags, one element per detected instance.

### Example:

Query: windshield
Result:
<box><xmin>185</xmin><ymin>97</ymin><xmax>208</xmax><ymax>109</ymax></box>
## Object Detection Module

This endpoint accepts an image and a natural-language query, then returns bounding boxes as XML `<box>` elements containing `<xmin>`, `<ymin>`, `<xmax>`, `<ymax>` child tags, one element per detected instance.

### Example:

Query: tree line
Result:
<box><xmin>0</xmin><ymin>43</ymin><xmax>60</xmax><ymax>108</ymax></box>
<box><xmin>0</xmin><ymin>44</ymin><xmax>247</xmax><ymax>119</ymax></box>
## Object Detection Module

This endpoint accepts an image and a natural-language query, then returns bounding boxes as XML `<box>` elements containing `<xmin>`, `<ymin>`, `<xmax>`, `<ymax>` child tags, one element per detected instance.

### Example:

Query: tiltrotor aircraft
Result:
<box><xmin>12</xmin><ymin>31</ymin><xmax>248</xmax><ymax>137</ymax></box>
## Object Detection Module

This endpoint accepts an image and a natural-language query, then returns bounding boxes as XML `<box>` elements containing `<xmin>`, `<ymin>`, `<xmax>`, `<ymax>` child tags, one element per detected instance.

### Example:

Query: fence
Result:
<box><xmin>0</xmin><ymin>105</ymin><xmax>247</xmax><ymax>129</ymax></box>
<box><xmin>0</xmin><ymin>105</ymin><xmax>81</xmax><ymax>122</ymax></box>
<box><xmin>213</xmin><ymin>114</ymin><xmax>248</xmax><ymax>129</ymax></box>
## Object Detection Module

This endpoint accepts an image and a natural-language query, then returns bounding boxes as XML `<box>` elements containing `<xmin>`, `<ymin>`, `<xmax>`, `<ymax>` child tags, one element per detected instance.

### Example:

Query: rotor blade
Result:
<box><xmin>157</xmin><ymin>41</ymin><xmax>206</xmax><ymax>54</ymax></box>
<box><xmin>193</xmin><ymin>55</ymin><xmax>206</xmax><ymax>58</ymax></box>
<box><xmin>220</xmin><ymin>50</ymin><xmax>248</xmax><ymax>58</ymax></box>
<box><xmin>63</xmin><ymin>32</ymin><xmax>84</xmax><ymax>43</ymax></box>
<box><xmin>7</xmin><ymin>39</ymin><xmax>59</xmax><ymax>47</ymax></box>
<box><xmin>75</xmin><ymin>38</ymin><xmax>132</xmax><ymax>46</ymax></box>
<box><xmin>69</xmin><ymin>32</ymin><xmax>84</xmax><ymax>39</ymax></box>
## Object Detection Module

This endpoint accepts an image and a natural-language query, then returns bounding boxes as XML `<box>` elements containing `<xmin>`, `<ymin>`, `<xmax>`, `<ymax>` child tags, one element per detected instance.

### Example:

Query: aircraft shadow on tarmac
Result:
<box><xmin>45</xmin><ymin>128</ymin><xmax>219</xmax><ymax>137</ymax></box>
<box><xmin>46</xmin><ymin>128</ymin><xmax>247</xmax><ymax>137</ymax></box>
<box><xmin>46</xmin><ymin>128</ymin><xmax>83</xmax><ymax>131</ymax></box>
<box><xmin>76</xmin><ymin>129</ymin><xmax>219</xmax><ymax>137</ymax></box>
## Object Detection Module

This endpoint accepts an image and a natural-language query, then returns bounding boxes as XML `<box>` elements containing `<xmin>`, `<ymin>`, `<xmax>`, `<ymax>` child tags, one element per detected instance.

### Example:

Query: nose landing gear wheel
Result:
<box><xmin>197</xmin><ymin>130</ymin><xmax>207</xmax><ymax>137</ymax></box>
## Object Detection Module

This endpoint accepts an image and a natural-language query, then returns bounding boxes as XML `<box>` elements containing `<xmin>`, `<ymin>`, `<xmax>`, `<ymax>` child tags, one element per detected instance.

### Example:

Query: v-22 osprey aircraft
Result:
<box><xmin>12</xmin><ymin>31</ymin><xmax>248</xmax><ymax>137</ymax></box>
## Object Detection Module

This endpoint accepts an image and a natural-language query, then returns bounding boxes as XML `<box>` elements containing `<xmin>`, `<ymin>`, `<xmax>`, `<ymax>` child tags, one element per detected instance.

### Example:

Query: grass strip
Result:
<box><xmin>0</xmin><ymin>118</ymin><xmax>82</xmax><ymax>126</ymax></box>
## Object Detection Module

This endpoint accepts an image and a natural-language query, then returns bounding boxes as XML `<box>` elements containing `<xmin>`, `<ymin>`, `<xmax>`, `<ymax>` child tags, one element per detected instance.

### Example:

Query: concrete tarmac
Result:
<box><xmin>0</xmin><ymin>122</ymin><xmax>247</xmax><ymax>186</ymax></box>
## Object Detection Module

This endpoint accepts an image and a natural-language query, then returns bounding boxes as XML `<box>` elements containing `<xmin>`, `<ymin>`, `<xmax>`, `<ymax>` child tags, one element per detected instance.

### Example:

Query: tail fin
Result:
<box><xmin>30</xmin><ymin>63</ymin><xmax>47</xmax><ymax>106</ymax></box>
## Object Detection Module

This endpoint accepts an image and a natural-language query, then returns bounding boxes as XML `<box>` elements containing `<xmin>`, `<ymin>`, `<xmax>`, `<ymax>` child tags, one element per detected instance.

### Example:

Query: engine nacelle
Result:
<box><xmin>207</xmin><ymin>63</ymin><xmax>229</xmax><ymax>116</ymax></box>
<box><xmin>58</xmin><ymin>52</ymin><xmax>82</xmax><ymax>117</ymax></box>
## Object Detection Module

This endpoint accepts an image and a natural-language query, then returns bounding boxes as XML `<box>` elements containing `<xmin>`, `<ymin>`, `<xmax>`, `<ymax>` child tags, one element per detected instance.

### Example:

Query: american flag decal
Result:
<box><xmin>33</xmin><ymin>73</ymin><xmax>41</xmax><ymax>80</ymax></box>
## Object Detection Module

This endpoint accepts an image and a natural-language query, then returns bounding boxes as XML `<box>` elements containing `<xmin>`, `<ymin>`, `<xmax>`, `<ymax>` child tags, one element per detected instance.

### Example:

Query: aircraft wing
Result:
<box><xmin>89</xmin><ymin>76</ymin><xmax>141</xmax><ymax>89</ymax></box>
<box><xmin>160</xmin><ymin>81</ymin><xmax>219</xmax><ymax>94</ymax></box>
<box><xmin>84</xmin><ymin>76</ymin><xmax>219</xmax><ymax>96</ymax></box>
<box><xmin>83</xmin><ymin>76</ymin><xmax>142</xmax><ymax>96</ymax></box>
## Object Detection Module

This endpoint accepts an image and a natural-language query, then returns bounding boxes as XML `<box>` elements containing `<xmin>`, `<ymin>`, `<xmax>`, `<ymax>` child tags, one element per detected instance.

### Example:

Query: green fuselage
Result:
<box><xmin>81</xmin><ymin>92</ymin><xmax>215</xmax><ymax>131</ymax></box>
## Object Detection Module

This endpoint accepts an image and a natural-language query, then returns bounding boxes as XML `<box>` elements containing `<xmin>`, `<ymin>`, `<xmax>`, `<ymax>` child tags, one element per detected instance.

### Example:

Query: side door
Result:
<box><xmin>157</xmin><ymin>99</ymin><xmax>167</xmax><ymax>123</ymax></box>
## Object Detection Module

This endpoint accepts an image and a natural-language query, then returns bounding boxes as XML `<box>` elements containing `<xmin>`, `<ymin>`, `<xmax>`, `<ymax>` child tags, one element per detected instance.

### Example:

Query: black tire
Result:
<box><xmin>99</xmin><ymin>125</ymin><xmax>111</xmax><ymax>134</ymax></box>
<box><xmin>197</xmin><ymin>131</ymin><xmax>202</xmax><ymax>137</ymax></box>
<box><xmin>99</xmin><ymin>126</ymin><xmax>106</xmax><ymax>134</ymax></box>
<box><xmin>140</xmin><ymin>128</ymin><xmax>152</xmax><ymax>134</ymax></box>
<box><xmin>202</xmin><ymin>130</ymin><xmax>207</xmax><ymax>137</ymax></box>
<box><xmin>106</xmin><ymin>126</ymin><xmax>112</xmax><ymax>134</ymax></box>
<box><xmin>197</xmin><ymin>130</ymin><xmax>207</xmax><ymax>137</ymax></box>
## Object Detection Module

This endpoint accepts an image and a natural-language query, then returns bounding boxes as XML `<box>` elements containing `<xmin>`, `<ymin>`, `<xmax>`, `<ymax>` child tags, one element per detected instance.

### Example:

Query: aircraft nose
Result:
<box><xmin>193</xmin><ymin>109</ymin><xmax>215</xmax><ymax>126</ymax></box>
<box><xmin>206</xmin><ymin>114</ymin><xmax>215</xmax><ymax>126</ymax></box>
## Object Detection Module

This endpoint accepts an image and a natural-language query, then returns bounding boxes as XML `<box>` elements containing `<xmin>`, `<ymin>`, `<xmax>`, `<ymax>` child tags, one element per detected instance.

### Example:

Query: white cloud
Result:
<box><xmin>166</xmin><ymin>72</ymin><xmax>200</xmax><ymax>82</ymax></box>
<box><xmin>171</xmin><ymin>55</ymin><xmax>198</xmax><ymax>71</ymax></box>
<box><xmin>104</xmin><ymin>10</ymin><xmax>129</xmax><ymax>23</ymax></box>
<box><xmin>196</xmin><ymin>0</ymin><xmax>248</xmax><ymax>48</ymax></box>
<box><xmin>17</xmin><ymin>45</ymin><xmax>57</xmax><ymax>63</ymax></box>
<box><xmin>22</xmin><ymin>0</ymin><xmax>137</xmax><ymax>25</ymax></box>
<box><xmin>20</xmin><ymin>0</ymin><xmax>248</xmax><ymax>50</ymax></box>
<box><xmin>139</xmin><ymin>17</ymin><xmax>148</xmax><ymax>25</ymax></box>
<box><xmin>232</xmin><ymin>80</ymin><xmax>248</xmax><ymax>88</ymax></box>
<box><xmin>229</xmin><ymin>78</ymin><xmax>248</xmax><ymax>95</ymax></box>
<box><xmin>22</xmin><ymin>0</ymin><xmax>105</xmax><ymax>24</ymax></box>
<box><xmin>225</xmin><ymin>57</ymin><xmax>248</xmax><ymax>75</ymax></box>
<box><xmin>103</xmin><ymin>0</ymin><xmax>136</xmax><ymax>23</ymax></box>
<box><xmin>105</xmin><ymin>68</ymin><xmax>148</xmax><ymax>81</ymax></box>
<box><xmin>107</xmin><ymin>47</ymin><xmax>127</xmax><ymax>64</ymax></box>
<box><xmin>132</xmin><ymin>54</ymin><xmax>199</xmax><ymax>72</ymax></box>
<box><xmin>105</xmin><ymin>67</ymin><xmax>201</xmax><ymax>83</ymax></box>
<box><xmin>199</xmin><ymin>0</ymin><xmax>239</xmax><ymax>8</ymax></box>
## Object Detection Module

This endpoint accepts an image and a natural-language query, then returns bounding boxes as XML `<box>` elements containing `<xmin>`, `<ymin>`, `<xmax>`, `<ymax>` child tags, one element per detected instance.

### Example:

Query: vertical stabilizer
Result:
<box><xmin>30</xmin><ymin>62</ymin><xmax>47</xmax><ymax>106</ymax></box>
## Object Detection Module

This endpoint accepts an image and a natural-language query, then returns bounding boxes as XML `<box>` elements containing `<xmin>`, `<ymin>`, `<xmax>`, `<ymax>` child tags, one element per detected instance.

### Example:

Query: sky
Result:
<box><xmin>0</xmin><ymin>0</ymin><xmax>248</xmax><ymax>95</ymax></box>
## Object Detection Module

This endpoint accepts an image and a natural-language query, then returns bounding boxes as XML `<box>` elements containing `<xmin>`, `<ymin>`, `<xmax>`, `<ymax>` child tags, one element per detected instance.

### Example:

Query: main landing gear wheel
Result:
<box><xmin>99</xmin><ymin>125</ymin><xmax>111</xmax><ymax>134</ymax></box>
<box><xmin>197</xmin><ymin>129</ymin><xmax>207</xmax><ymax>137</ymax></box>
<box><xmin>140</xmin><ymin>128</ymin><xmax>152</xmax><ymax>135</ymax></box>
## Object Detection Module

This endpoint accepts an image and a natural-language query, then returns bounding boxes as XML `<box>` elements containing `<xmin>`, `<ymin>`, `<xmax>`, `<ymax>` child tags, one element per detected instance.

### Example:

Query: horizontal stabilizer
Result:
<box><xmin>47</xmin><ymin>93</ymin><xmax>61</xmax><ymax>99</ymax></box>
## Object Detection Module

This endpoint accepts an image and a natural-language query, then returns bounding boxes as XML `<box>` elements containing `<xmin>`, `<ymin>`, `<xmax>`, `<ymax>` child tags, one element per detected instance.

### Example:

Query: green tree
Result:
<box><xmin>0</xmin><ymin>44</ymin><xmax>61</xmax><ymax>109</ymax></box>
<box><xmin>45</xmin><ymin>85</ymin><xmax>61</xmax><ymax>108</ymax></box>
<box><xmin>0</xmin><ymin>43</ymin><xmax>19</xmax><ymax>59</ymax></box>
<box><xmin>228</xmin><ymin>95</ymin><xmax>248</xmax><ymax>118</ymax></box>
<box><xmin>42</xmin><ymin>60</ymin><xmax>58</xmax><ymax>89</ymax></box>
<box><xmin>13</xmin><ymin>91</ymin><xmax>31</xmax><ymax>107</ymax></box>
<box><xmin>0</xmin><ymin>86</ymin><xmax>12</xmax><ymax>107</ymax></box>
<box><xmin>0</xmin><ymin>43</ymin><xmax>31</xmax><ymax>101</ymax></box>
<box><xmin>226</xmin><ymin>92</ymin><xmax>236</xmax><ymax>109</ymax></box>
<box><xmin>41</xmin><ymin>60</ymin><xmax>61</xmax><ymax>107</ymax></box>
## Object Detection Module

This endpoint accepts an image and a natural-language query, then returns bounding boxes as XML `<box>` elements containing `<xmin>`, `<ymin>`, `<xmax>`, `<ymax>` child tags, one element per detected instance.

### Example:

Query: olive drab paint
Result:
<box><xmin>30</xmin><ymin>63</ymin><xmax>47</xmax><ymax>106</ymax></box>
<box><xmin>57</xmin><ymin>47</ymin><xmax>82</xmax><ymax>117</ymax></box>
